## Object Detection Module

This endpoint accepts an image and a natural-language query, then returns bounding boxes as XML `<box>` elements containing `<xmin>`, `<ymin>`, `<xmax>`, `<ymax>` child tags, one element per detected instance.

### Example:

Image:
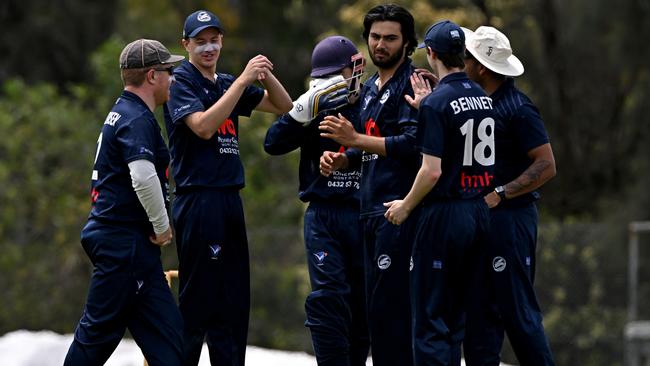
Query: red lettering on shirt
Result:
<box><xmin>365</xmin><ymin>118</ymin><xmax>382</xmax><ymax>137</ymax></box>
<box><xmin>90</xmin><ymin>188</ymin><xmax>99</xmax><ymax>203</ymax></box>
<box><xmin>460</xmin><ymin>171</ymin><xmax>494</xmax><ymax>189</ymax></box>
<box><xmin>217</xmin><ymin>119</ymin><xmax>237</xmax><ymax>136</ymax></box>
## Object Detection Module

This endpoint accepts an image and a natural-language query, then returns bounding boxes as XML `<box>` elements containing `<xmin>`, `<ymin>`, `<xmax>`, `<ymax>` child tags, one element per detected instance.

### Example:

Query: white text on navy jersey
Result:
<box><xmin>450</xmin><ymin>96</ymin><xmax>493</xmax><ymax>115</ymax></box>
<box><xmin>103</xmin><ymin>112</ymin><xmax>121</xmax><ymax>126</ymax></box>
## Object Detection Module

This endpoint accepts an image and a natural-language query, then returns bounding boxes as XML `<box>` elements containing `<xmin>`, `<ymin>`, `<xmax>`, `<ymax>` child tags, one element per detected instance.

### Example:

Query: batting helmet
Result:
<box><xmin>310</xmin><ymin>36</ymin><xmax>360</xmax><ymax>78</ymax></box>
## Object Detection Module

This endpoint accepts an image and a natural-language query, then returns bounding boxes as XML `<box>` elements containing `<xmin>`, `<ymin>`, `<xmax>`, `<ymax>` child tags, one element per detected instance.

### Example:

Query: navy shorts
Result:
<box><xmin>303</xmin><ymin>200</ymin><xmax>369</xmax><ymax>366</ymax></box>
<box><xmin>464</xmin><ymin>203</ymin><xmax>554</xmax><ymax>366</ymax></box>
<box><xmin>411</xmin><ymin>199</ymin><xmax>489</xmax><ymax>366</ymax></box>
<box><xmin>65</xmin><ymin>219</ymin><xmax>183</xmax><ymax>366</ymax></box>
<box><xmin>172</xmin><ymin>188</ymin><xmax>250</xmax><ymax>365</ymax></box>
<box><xmin>363</xmin><ymin>212</ymin><xmax>417</xmax><ymax>366</ymax></box>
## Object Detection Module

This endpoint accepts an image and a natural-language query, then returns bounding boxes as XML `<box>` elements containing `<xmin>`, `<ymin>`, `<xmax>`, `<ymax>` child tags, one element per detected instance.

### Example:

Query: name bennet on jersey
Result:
<box><xmin>449</xmin><ymin>95</ymin><xmax>493</xmax><ymax>114</ymax></box>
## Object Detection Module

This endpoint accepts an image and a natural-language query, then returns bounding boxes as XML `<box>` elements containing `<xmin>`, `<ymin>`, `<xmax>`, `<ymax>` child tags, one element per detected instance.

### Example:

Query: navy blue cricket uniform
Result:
<box><xmin>411</xmin><ymin>72</ymin><xmax>494</xmax><ymax>366</ymax></box>
<box><xmin>65</xmin><ymin>91</ymin><xmax>183</xmax><ymax>366</ymax></box>
<box><xmin>164</xmin><ymin>60</ymin><xmax>264</xmax><ymax>366</ymax></box>
<box><xmin>464</xmin><ymin>78</ymin><xmax>555</xmax><ymax>366</ymax></box>
<box><xmin>264</xmin><ymin>103</ymin><xmax>369</xmax><ymax>366</ymax></box>
<box><xmin>357</xmin><ymin>58</ymin><xmax>420</xmax><ymax>366</ymax></box>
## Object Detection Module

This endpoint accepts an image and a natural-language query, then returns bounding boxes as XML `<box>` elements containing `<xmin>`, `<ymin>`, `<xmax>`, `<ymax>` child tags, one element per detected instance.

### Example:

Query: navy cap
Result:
<box><xmin>183</xmin><ymin>10</ymin><xmax>224</xmax><ymax>39</ymax></box>
<box><xmin>417</xmin><ymin>20</ymin><xmax>465</xmax><ymax>54</ymax></box>
<box><xmin>311</xmin><ymin>36</ymin><xmax>359</xmax><ymax>78</ymax></box>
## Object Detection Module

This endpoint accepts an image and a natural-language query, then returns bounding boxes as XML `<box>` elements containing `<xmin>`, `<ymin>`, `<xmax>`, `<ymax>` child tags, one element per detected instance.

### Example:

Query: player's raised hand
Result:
<box><xmin>239</xmin><ymin>54</ymin><xmax>273</xmax><ymax>85</ymax></box>
<box><xmin>150</xmin><ymin>226</ymin><xmax>173</xmax><ymax>247</ymax></box>
<box><xmin>319</xmin><ymin>151</ymin><xmax>349</xmax><ymax>176</ymax></box>
<box><xmin>319</xmin><ymin>113</ymin><xmax>358</xmax><ymax>147</ymax></box>
<box><xmin>405</xmin><ymin>70</ymin><xmax>435</xmax><ymax>109</ymax></box>
<box><xmin>414</xmin><ymin>68</ymin><xmax>438</xmax><ymax>88</ymax></box>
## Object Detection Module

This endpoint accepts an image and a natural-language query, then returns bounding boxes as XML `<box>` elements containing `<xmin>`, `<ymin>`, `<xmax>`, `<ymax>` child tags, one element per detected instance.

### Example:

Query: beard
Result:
<box><xmin>370</xmin><ymin>47</ymin><xmax>404</xmax><ymax>69</ymax></box>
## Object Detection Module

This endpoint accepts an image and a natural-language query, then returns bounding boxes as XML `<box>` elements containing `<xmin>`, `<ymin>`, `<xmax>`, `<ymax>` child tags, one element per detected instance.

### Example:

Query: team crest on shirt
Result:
<box><xmin>433</xmin><ymin>260</ymin><xmax>443</xmax><ymax>269</ymax></box>
<box><xmin>362</xmin><ymin>95</ymin><xmax>372</xmax><ymax>110</ymax></box>
<box><xmin>492</xmin><ymin>256</ymin><xmax>506</xmax><ymax>272</ymax></box>
<box><xmin>379</xmin><ymin>89</ymin><xmax>390</xmax><ymax>104</ymax></box>
<box><xmin>209</xmin><ymin>244</ymin><xmax>222</xmax><ymax>260</ymax></box>
<box><xmin>377</xmin><ymin>254</ymin><xmax>391</xmax><ymax>270</ymax></box>
<box><xmin>313</xmin><ymin>251</ymin><xmax>328</xmax><ymax>266</ymax></box>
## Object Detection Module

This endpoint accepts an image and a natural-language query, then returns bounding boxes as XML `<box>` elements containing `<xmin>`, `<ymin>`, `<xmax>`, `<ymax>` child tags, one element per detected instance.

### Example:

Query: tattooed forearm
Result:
<box><xmin>505</xmin><ymin>159</ymin><xmax>552</xmax><ymax>198</ymax></box>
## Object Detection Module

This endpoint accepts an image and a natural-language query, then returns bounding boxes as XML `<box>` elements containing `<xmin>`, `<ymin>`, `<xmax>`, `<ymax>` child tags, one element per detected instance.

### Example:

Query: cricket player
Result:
<box><xmin>318</xmin><ymin>4</ymin><xmax>421</xmax><ymax>365</ymax></box>
<box><xmin>163</xmin><ymin>9</ymin><xmax>292</xmax><ymax>366</ymax></box>
<box><xmin>64</xmin><ymin>39</ymin><xmax>184</xmax><ymax>366</ymax></box>
<box><xmin>461</xmin><ymin>26</ymin><xmax>556</xmax><ymax>366</ymax></box>
<box><xmin>383</xmin><ymin>20</ymin><xmax>495</xmax><ymax>365</ymax></box>
<box><xmin>264</xmin><ymin>35</ymin><xmax>369</xmax><ymax>366</ymax></box>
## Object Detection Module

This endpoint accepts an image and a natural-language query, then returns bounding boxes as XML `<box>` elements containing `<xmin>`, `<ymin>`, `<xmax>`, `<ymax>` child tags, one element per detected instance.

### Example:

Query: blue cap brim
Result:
<box><xmin>417</xmin><ymin>42</ymin><xmax>427</xmax><ymax>49</ymax></box>
<box><xmin>187</xmin><ymin>25</ymin><xmax>224</xmax><ymax>38</ymax></box>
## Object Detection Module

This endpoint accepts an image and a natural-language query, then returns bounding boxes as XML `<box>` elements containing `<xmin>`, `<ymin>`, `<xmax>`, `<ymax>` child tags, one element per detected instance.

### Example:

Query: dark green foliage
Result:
<box><xmin>0</xmin><ymin>79</ymin><xmax>101</xmax><ymax>332</ymax></box>
<box><xmin>0</xmin><ymin>0</ymin><xmax>117</xmax><ymax>88</ymax></box>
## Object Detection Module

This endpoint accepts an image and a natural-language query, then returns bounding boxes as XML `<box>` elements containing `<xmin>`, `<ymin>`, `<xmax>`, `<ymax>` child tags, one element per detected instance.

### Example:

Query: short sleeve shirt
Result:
<box><xmin>89</xmin><ymin>91</ymin><xmax>170</xmax><ymax>226</ymax></box>
<box><xmin>164</xmin><ymin>60</ymin><xmax>264</xmax><ymax>190</ymax></box>
<box><xmin>417</xmin><ymin>72</ymin><xmax>496</xmax><ymax>202</ymax></box>
<box><xmin>490</xmin><ymin>78</ymin><xmax>549</xmax><ymax>206</ymax></box>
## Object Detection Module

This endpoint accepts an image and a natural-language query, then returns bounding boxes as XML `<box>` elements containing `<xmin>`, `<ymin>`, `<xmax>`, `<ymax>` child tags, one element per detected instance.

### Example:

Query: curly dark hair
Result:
<box><xmin>362</xmin><ymin>4</ymin><xmax>417</xmax><ymax>57</ymax></box>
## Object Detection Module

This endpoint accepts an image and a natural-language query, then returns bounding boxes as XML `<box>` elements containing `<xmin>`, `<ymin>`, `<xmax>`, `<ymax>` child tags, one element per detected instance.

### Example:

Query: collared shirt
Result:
<box><xmin>418</xmin><ymin>72</ymin><xmax>496</xmax><ymax>202</ymax></box>
<box><xmin>164</xmin><ymin>60</ymin><xmax>264</xmax><ymax>190</ymax></box>
<box><xmin>89</xmin><ymin>90</ymin><xmax>170</xmax><ymax>227</ymax></box>
<box><xmin>491</xmin><ymin>78</ymin><xmax>549</xmax><ymax>207</ymax></box>
<box><xmin>357</xmin><ymin>58</ymin><xmax>420</xmax><ymax>217</ymax></box>
<box><xmin>264</xmin><ymin>103</ymin><xmax>361</xmax><ymax>204</ymax></box>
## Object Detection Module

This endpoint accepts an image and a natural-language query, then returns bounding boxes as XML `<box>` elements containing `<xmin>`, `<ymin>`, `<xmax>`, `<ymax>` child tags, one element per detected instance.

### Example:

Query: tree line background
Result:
<box><xmin>0</xmin><ymin>0</ymin><xmax>649</xmax><ymax>364</ymax></box>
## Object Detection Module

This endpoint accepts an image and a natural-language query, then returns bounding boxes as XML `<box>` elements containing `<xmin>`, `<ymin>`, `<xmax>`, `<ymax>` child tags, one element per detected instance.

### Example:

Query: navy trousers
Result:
<box><xmin>411</xmin><ymin>200</ymin><xmax>489</xmax><ymax>366</ymax></box>
<box><xmin>303</xmin><ymin>201</ymin><xmax>369</xmax><ymax>366</ymax></box>
<box><xmin>363</xmin><ymin>213</ymin><xmax>416</xmax><ymax>366</ymax></box>
<box><xmin>172</xmin><ymin>189</ymin><xmax>250</xmax><ymax>366</ymax></box>
<box><xmin>464</xmin><ymin>203</ymin><xmax>554</xmax><ymax>366</ymax></box>
<box><xmin>64</xmin><ymin>219</ymin><xmax>183</xmax><ymax>366</ymax></box>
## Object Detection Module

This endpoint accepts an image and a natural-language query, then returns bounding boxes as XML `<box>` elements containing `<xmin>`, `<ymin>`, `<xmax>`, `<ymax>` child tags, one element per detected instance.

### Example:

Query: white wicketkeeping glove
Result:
<box><xmin>288</xmin><ymin>75</ymin><xmax>350</xmax><ymax>124</ymax></box>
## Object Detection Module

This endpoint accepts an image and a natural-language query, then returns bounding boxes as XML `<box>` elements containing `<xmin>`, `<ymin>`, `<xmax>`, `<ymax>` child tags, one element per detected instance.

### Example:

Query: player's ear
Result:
<box><xmin>146</xmin><ymin>68</ymin><xmax>156</xmax><ymax>84</ymax></box>
<box><xmin>181</xmin><ymin>38</ymin><xmax>191</xmax><ymax>52</ymax></box>
<box><xmin>478</xmin><ymin>64</ymin><xmax>489</xmax><ymax>76</ymax></box>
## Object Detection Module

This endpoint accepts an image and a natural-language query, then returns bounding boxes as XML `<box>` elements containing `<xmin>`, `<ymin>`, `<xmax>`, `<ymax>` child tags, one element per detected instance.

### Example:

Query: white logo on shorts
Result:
<box><xmin>409</xmin><ymin>256</ymin><xmax>414</xmax><ymax>271</ymax></box>
<box><xmin>377</xmin><ymin>254</ymin><xmax>391</xmax><ymax>270</ymax></box>
<box><xmin>492</xmin><ymin>256</ymin><xmax>506</xmax><ymax>272</ymax></box>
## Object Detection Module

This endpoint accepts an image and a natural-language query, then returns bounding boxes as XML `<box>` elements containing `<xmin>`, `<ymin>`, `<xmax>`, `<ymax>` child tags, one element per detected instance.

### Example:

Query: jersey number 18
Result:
<box><xmin>460</xmin><ymin>117</ymin><xmax>494</xmax><ymax>167</ymax></box>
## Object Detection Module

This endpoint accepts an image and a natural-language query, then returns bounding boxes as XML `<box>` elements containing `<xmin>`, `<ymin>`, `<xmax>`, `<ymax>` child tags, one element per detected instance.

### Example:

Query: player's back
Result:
<box><xmin>417</xmin><ymin>72</ymin><xmax>496</xmax><ymax>203</ymax></box>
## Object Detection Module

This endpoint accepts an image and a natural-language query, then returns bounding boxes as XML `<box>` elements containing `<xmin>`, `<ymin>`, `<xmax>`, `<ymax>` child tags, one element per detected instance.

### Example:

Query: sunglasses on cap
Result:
<box><xmin>153</xmin><ymin>66</ymin><xmax>174</xmax><ymax>75</ymax></box>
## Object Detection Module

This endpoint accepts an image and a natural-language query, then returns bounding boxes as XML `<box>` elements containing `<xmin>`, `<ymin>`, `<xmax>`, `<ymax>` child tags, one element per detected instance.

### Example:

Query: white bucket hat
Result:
<box><xmin>462</xmin><ymin>26</ymin><xmax>524</xmax><ymax>77</ymax></box>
